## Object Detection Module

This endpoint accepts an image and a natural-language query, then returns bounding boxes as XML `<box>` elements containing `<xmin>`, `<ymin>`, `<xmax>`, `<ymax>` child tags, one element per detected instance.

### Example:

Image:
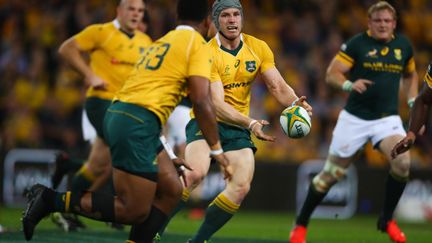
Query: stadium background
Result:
<box><xmin>0</xmin><ymin>0</ymin><xmax>432</xmax><ymax>223</ymax></box>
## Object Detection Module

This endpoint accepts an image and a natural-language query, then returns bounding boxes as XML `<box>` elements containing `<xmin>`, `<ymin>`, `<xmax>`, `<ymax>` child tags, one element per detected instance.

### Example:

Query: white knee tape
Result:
<box><xmin>312</xmin><ymin>175</ymin><xmax>330</xmax><ymax>192</ymax></box>
<box><xmin>323</xmin><ymin>159</ymin><xmax>346</xmax><ymax>180</ymax></box>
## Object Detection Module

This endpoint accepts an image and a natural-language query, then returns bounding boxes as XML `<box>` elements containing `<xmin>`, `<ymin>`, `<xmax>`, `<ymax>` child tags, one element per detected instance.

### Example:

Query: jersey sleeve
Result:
<box><xmin>257</xmin><ymin>40</ymin><xmax>275</xmax><ymax>74</ymax></box>
<box><xmin>335</xmin><ymin>35</ymin><xmax>359</xmax><ymax>68</ymax></box>
<box><xmin>74</xmin><ymin>24</ymin><xmax>106</xmax><ymax>51</ymax></box>
<box><xmin>403</xmin><ymin>37</ymin><xmax>416</xmax><ymax>73</ymax></box>
<box><xmin>187</xmin><ymin>35</ymin><xmax>212</xmax><ymax>80</ymax></box>
<box><xmin>424</xmin><ymin>64</ymin><xmax>432</xmax><ymax>89</ymax></box>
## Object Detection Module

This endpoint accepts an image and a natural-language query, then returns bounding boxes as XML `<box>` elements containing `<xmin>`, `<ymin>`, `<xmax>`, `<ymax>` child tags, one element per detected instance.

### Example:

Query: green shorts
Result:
<box><xmin>85</xmin><ymin>97</ymin><xmax>112</xmax><ymax>140</ymax></box>
<box><xmin>186</xmin><ymin>119</ymin><xmax>256</xmax><ymax>153</ymax></box>
<box><xmin>103</xmin><ymin>101</ymin><xmax>162</xmax><ymax>181</ymax></box>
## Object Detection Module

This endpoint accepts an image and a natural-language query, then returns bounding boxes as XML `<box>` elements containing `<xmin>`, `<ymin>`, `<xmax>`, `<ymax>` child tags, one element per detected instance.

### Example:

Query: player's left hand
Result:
<box><xmin>171</xmin><ymin>157</ymin><xmax>193</xmax><ymax>187</ymax></box>
<box><xmin>294</xmin><ymin>96</ymin><xmax>313</xmax><ymax>116</ymax></box>
<box><xmin>391</xmin><ymin>131</ymin><xmax>416</xmax><ymax>159</ymax></box>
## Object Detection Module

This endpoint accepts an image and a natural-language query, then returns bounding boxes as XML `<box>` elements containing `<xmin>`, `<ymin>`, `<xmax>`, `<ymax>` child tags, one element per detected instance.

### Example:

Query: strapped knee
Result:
<box><xmin>323</xmin><ymin>159</ymin><xmax>347</xmax><ymax>180</ymax></box>
<box><xmin>312</xmin><ymin>159</ymin><xmax>347</xmax><ymax>193</ymax></box>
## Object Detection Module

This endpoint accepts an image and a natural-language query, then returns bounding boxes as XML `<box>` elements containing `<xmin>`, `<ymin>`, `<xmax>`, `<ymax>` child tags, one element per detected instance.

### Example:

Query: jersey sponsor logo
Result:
<box><xmin>139</xmin><ymin>47</ymin><xmax>145</xmax><ymax>54</ymax></box>
<box><xmin>394</xmin><ymin>49</ymin><xmax>402</xmax><ymax>61</ymax></box>
<box><xmin>224</xmin><ymin>81</ymin><xmax>252</xmax><ymax>89</ymax></box>
<box><xmin>380</xmin><ymin>47</ymin><xmax>389</xmax><ymax>56</ymax></box>
<box><xmin>110</xmin><ymin>57</ymin><xmax>135</xmax><ymax>66</ymax></box>
<box><xmin>245</xmin><ymin>61</ymin><xmax>256</xmax><ymax>72</ymax></box>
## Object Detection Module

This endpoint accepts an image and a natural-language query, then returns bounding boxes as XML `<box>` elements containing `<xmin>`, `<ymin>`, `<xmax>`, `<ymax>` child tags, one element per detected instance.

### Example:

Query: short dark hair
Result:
<box><xmin>177</xmin><ymin>0</ymin><xmax>209</xmax><ymax>22</ymax></box>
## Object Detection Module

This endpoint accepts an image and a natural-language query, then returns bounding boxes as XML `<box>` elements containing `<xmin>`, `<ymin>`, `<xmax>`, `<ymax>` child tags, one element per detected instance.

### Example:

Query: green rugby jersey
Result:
<box><xmin>336</xmin><ymin>31</ymin><xmax>416</xmax><ymax>120</ymax></box>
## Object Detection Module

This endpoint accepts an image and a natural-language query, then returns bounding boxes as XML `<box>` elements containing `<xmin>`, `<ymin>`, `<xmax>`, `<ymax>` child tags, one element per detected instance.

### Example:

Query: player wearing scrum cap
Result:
<box><xmin>158</xmin><ymin>0</ymin><xmax>311</xmax><ymax>242</ymax></box>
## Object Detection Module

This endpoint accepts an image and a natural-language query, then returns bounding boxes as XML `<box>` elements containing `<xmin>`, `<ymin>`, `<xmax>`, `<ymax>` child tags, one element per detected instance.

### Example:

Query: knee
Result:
<box><xmin>227</xmin><ymin>182</ymin><xmax>251</xmax><ymax>202</ymax></box>
<box><xmin>160</xmin><ymin>175</ymin><xmax>183</xmax><ymax>201</ymax></box>
<box><xmin>391</xmin><ymin>153</ymin><xmax>410</xmax><ymax>177</ymax></box>
<box><xmin>87</xmin><ymin>159</ymin><xmax>111</xmax><ymax>176</ymax></box>
<box><xmin>115</xmin><ymin>203</ymin><xmax>150</xmax><ymax>224</ymax></box>
<box><xmin>312</xmin><ymin>159</ymin><xmax>347</xmax><ymax>193</ymax></box>
<box><xmin>186</xmin><ymin>170</ymin><xmax>206</xmax><ymax>190</ymax></box>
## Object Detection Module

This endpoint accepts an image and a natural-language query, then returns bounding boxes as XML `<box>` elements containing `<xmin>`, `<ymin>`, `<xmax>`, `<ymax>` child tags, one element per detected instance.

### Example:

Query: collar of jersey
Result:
<box><xmin>215</xmin><ymin>32</ymin><xmax>243</xmax><ymax>47</ymax></box>
<box><xmin>176</xmin><ymin>25</ymin><xmax>195</xmax><ymax>31</ymax></box>
<box><xmin>113</xmin><ymin>19</ymin><xmax>135</xmax><ymax>39</ymax></box>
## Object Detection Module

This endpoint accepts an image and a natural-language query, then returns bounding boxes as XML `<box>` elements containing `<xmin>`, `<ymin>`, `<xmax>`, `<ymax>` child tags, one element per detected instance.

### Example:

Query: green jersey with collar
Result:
<box><xmin>335</xmin><ymin>31</ymin><xmax>416</xmax><ymax>120</ymax></box>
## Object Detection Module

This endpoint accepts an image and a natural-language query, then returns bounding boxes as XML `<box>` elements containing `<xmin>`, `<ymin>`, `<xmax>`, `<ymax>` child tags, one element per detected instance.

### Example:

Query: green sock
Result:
<box><xmin>71</xmin><ymin>164</ymin><xmax>95</xmax><ymax>191</ymax></box>
<box><xmin>66</xmin><ymin>158</ymin><xmax>85</xmax><ymax>172</ymax></box>
<box><xmin>53</xmin><ymin>191</ymin><xmax>71</xmax><ymax>212</ymax></box>
<box><xmin>158</xmin><ymin>188</ymin><xmax>190</xmax><ymax>236</ymax></box>
<box><xmin>191</xmin><ymin>194</ymin><xmax>239</xmax><ymax>243</ymax></box>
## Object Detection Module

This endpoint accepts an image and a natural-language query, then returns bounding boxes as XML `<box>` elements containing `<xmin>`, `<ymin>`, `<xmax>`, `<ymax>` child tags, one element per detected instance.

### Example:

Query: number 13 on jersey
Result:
<box><xmin>136</xmin><ymin>43</ymin><xmax>171</xmax><ymax>71</ymax></box>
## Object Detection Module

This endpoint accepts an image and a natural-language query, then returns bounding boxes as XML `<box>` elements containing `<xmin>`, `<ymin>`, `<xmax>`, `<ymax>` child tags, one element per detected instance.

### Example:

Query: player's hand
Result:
<box><xmin>211</xmin><ymin>153</ymin><xmax>233</xmax><ymax>180</ymax></box>
<box><xmin>86</xmin><ymin>73</ymin><xmax>108</xmax><ymax>90</ymax></box>
<box><xmin>294</xmin><ymin>96</ymin><xmax>313</xmax><ymax>116</ymax></box>
<box><xmin>250</xmin><ymin>119</ymin><xmax>275</xmax><ymax>142</ymax></box>
<box><xmin>391</xmin><ymin>131</ymin><xmax>416</xmax><ymax>159</ymax></box>
<box><xmin>171</xmin><ymin>157</ymin><xmax>193</xmax><ymax>187</ymax></box>
<box><xmin>352</xmin><ymin>79</ymin><xmax>373</xmax><ymax>94</ymax></box>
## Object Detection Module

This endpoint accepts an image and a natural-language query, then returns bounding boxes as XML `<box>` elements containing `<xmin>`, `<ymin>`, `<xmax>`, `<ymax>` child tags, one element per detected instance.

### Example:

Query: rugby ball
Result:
<box><xmin>279</xmin><ymin>105</ymin><xmax>311</xmax><ymax>139</ymax></box>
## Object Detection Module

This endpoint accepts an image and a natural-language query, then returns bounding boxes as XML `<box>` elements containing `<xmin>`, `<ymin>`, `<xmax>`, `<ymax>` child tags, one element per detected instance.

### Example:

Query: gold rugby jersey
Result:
<box><xmin>115</xmin><ymin>25</ymin><xmax>212</xmax><ymax>124</ymax></box>
<box><xmin>192</xmin><ymin>33</ymin><xmax>274</xmax><ymax>119</ymax></box>
<box><xmin>74</xmin><ymin>19</ymin><xmax>152</xmax><ymax>100</ymax></box>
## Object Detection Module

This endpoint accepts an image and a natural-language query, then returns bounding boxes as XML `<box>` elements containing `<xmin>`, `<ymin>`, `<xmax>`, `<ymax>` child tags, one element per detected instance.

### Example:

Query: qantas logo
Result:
<box><xmin>224</xmin><ymin>81</ymin><xmax>252</xmax><ymax>89</ymax></box>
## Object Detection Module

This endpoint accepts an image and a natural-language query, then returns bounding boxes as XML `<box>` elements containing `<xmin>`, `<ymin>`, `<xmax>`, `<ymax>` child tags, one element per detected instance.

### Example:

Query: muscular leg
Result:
<box><xmin>158</xmin><ymin>140</ymin><xmax>212</xmax><ymax>236</ymax></box>
<box><xmin>378</xmin><ymin>135</ymin><xmax>410</xmax><ymax>223</ymax></box>
<box><xmin>129</xmin><ymin>150</ymin><xmax>183</xmax><ymax>242</ymax></box>
<box><xmin>72</xmin><ymin>137</ymin><xmax>112</xmax><ymax>192</ymax></box>
<box><xmin>191</xmin><ymin>148</ymin><xmax>254</xmax><ymax>243</ymax></box>
<box><xmin>295</xmin><ymin>154</ymin><xmax>352</xmax><ymax>227</ymax></box>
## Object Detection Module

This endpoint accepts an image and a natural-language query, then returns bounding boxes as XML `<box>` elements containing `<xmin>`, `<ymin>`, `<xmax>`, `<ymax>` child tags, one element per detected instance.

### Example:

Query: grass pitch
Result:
<box><xmin>0</xmin><ymin>206</ymin><xmax>431</xmax><ymax>242</ymax></box>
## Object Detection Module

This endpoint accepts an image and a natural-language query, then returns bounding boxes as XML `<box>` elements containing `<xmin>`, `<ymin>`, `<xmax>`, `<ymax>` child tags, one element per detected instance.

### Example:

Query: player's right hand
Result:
<box><xmin>212</xmin><ymin>153</ymin><xmax>233</xmax><ymax>180</ymax></box>
<box><xmin>86</xmin><ymin>73</ymin><xmax>108</xmax><ymax>90</ymax></box>
<box><xmin>250</xmin><ymin>120</ymin><xmax>275</xmax><ymax>142</ymax></box>
<box><xmin>391</xmin><ymin>131</ymin><xmax>416</xmax><ymax>159</ymax></box>
<box><xmin>352</xmin><ymin>79</ymin><xmax>374</xmax><ymax>94</ymax></box>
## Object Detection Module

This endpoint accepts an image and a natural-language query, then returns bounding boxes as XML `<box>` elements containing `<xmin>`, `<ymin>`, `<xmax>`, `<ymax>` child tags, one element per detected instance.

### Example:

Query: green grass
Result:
<box><xmin>1</xmin><ymin>206</ymin><xmax>431</xmax><ymax>242</ymax></box>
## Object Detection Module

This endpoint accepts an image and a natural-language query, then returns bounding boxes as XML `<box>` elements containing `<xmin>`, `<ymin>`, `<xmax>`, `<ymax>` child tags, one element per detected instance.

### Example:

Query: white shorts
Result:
<box><xmin>166</xmin><ymin>105</ymin><xmax>191</xmax><ymax>147</ymax></box>
<box><xmin>82</xmin><ymin>109</ymin><xmax>97</xmax><ymax>144</ymax></box>
<box><xmin>329</xmin><ymin>110</ymin><xmax>406</xmax><ymax>158</ymax></box>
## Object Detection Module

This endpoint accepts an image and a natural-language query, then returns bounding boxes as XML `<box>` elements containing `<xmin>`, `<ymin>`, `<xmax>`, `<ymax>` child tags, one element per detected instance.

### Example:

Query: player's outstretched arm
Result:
<box><xmin>210</xmin><ymin>81</ymin><xmax>275</xmax><ymax>141</ymax></box>
<box><xmin>188</xmin><ymin>75</ymin><xmax>233</xmax><ymax>179</ymax></box>
<box><xmin>262</xmin><ymin>67</ymin><xmax>312</xmax><ymax>116</ymax></box>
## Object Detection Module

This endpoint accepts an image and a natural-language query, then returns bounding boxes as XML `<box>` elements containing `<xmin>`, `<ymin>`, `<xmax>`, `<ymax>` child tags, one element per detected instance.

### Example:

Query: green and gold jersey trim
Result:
<box><xmin>335</xmin><ymin>51</ymin><xmax>354</xmax><ymax>67</ymax></box>
<box><xmin>424</xmin><ymin>67</ymin><xmax>432</xmax><ymax>88</ymax></box>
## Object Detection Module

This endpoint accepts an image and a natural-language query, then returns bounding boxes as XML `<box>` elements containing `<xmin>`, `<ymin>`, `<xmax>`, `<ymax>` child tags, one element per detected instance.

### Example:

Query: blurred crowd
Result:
<box><xmin>1</xmin><ymin>0</ymin><xmax>432</xmax><ymax>168</ymax></box>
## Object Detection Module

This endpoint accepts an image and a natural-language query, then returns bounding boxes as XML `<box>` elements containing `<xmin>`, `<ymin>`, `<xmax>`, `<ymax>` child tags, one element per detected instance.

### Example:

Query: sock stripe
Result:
<box><xmin>212</xmin><ymin>194</ymin><xmax>239</xmax><ymax>214</ymax></box>
<box><xmin>182</xmin><ymin>188</ymin><xmax>190</xmax><ymax>202</ymax></box>
<box><xmin>76</xmin><ymin>163</ymin><xmax>96</xmax><ymax>181</ymax></box>
<box><xmin>65</xmin><ymin>191</ymin><xmax>71</xmax><ymax>212</ymax></box>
